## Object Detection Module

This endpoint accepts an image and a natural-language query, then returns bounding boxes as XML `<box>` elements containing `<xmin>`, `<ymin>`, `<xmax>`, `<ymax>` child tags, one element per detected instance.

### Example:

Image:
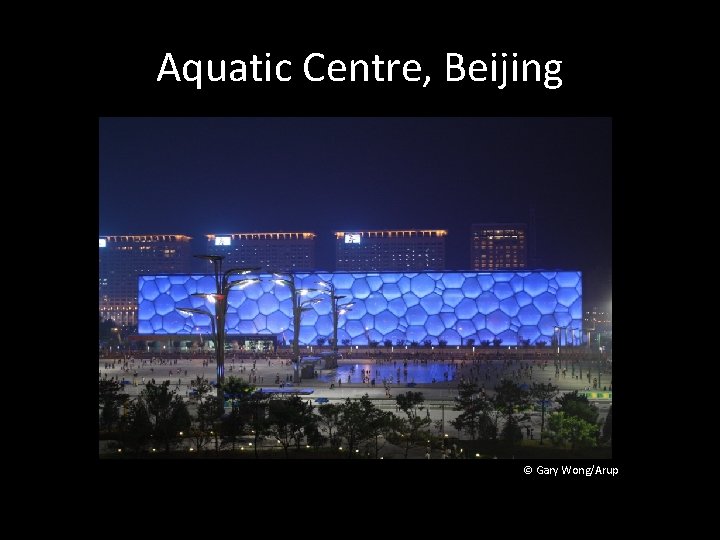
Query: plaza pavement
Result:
<box><xmin>99</xmin><ymin>353</ymin><xmax>612</xmax><ymax>447</ymax></box>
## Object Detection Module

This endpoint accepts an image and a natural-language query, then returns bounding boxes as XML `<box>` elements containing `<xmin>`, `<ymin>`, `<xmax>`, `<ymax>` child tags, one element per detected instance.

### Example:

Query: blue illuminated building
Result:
<box><xmin>138</xmin><ymin>271</ymin><xmax>581</xmax><ymax>346</ymax></box>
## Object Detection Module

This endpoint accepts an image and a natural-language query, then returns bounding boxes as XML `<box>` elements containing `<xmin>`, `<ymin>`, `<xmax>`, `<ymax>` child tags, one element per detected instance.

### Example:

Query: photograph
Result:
<box><xmin>99</xmin><ymin>117</ymin><xmax>612</xmax><ymax>460</ymax></box>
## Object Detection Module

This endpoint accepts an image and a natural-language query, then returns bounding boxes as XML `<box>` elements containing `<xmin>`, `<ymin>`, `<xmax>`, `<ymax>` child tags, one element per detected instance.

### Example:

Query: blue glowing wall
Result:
<box><xmin>138</xmin><ymin>271</ymin><xmax>581</xmax><ymax>346</ymax></box>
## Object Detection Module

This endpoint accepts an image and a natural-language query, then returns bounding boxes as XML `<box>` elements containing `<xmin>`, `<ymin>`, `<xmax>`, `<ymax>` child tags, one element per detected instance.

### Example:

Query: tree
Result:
<box><xmin>530</xmin><ymin>382</ymin><xmax>559</xmax><ymax>445</ymax></box>
<box><xmin>267</xmin><ymin>396</ymin><xmax>315</xmax><ymax>458</ymax></box>
<box><xmin>142</xmin><ymin>381</ymin><xmax>191</xmax><ymax>452</ymax></box>
<box><xmin>222</xmin><ymin>376</ymin><xmax>255</xmax><ymax>410</ymax></box>
<box><xmin>99</xmin><ymin>379</ymin><xmax>128</xmax><ymax>432</ymax></box>
<box><xmin>494</xmin><ymin>379</ymin><xmax>531</xmax><ymax>417</ymax></box>
<box><xmin>192</xmin><ymin>375</ymin><xmax>213</xmax><ymax>402</ymax></box>
<box><xmin>368</xmin><ymin>409</ymin><xmax>395</xmax><ymax>459</ymax></box>
<box><xmin>535</xmin><ymin>341</ymin><xmax>547</xmax><ymax>348</ymax></box>
<box><xmin>143</xmin><ymin>381</ymin><xmax>174</xmax><ymax>424</ymax></box>
<box><xmin>545</xmin><ymin>412</ymin><xmax>599</xmax><ymax>450</ymax></box>
<box><xmin>296</xmin><ymin>401</ymin><xmax>318</xmax><ymax>452</ymax></box>
<box><xmin>438</xmin><ymin>339</ymin><xmax>448</xmax><ymax>348</ymax></box>
<box><xmin>219</xmin><ymin>407</ymin><xmax>245</xmax><ymax>451</ymax></box>
<box><xmin>422</xmin><ymin>340</ymin><xmax>432</xmax><ymax>348</ymax></box>
<box><xmin>393</xmin><ymin>391</ymin><xmax>433</xmax><ymax>458</ymax></box>
<box><xmin>486</xmin><ymin>406</ymin><xmax>504</xmax><ymax>441</ymax></box>
<box><xmin>501</xmin><ymin>416</ymin><xmax>523</xmax><ymax>443</ymax></box>
<box><xmin>395</xmin><ymin>339</ymin><xmax>406</xmax><ymax>347</ymax></box>
<box><xmin>238</xmin><ymin>392</ymin><xmax>270</xmax><ymax>458</ymax></box>
<box><xmin>316</xmin><ymin>337</ymin><xmax>327</xmax><ymax>346</ymax></box>
<box><xmin>317</xmin><ymin>403</ymin><xmax>342</xmax><ymax>449</ymax></box>
<box><xmin>341</xmin><ymin>339</ymin><xmax>351</xmax><ymax>346</ymax></box>
<box><xmin>410</xmin><ymin>340</ymin><xmax>419</xmax><ymax>347</ymax></box>
<box><xmin>219</xmin><ymin>377</ymin><xmax>263</xmax><ymax>453</ymax></box>
<box><xmin>493</xmin><ymin>379</ymin><xmax>530</xmax><ymax>445</ymax></box>
<box><xmin>492</xmin><ymin>338</ymin><xmax>503</xmax><ymax>347</ymax></box>
<box><xmin>480</xmin><ymin>340</ymin><xmax>490</xmax><ymax>347</ymax></box>
<box><xmin>466</xmin><ymin>338</ymin><xmax>475</xmax><ymax>348</ymax></box>
<box><xmin>170</xmin><ymin>400</ymin><xmax>192</xmax><ymax>450</ymax></box>
<box><xmin>304</xmin><ymin>422</ymin><xmax>326</xmax><ymax>451</ymax></box>
<box><xmin>383</xmin><ymin>339</ymin><xmax>393</xmax><ymax>348</ymax></box>
<box><xmin>451</xmin><ymin>381</ymin><xmax>496</xmax><ymax>440</ymax></box>
<box><xmin>333</xmin><ymin>395</ymin><xmax>391</xmax><ymax>458</ymax></box>
<box><xmin>369</xmin><ymin>340</ymin><xmax>380</xmax><ymax>348</ymax></box>
<box><xmin>192</xmin><ymin>398</ymin><xmax>224</xmax><ymax>453</ymax></box>
<box><xmin>118</xmin><ymin>398</ymin><xmax>153</xmax><ymax>453</ymax></box>
<box><xmin>337</xmin><ymin>397</ymin><xmax>372</xmax><ymax>458</ymax></box>
<box><xmin>557</xmin><ymin>391</ymin><xmax>599</xmax><ymax>424</ymax></box>
<box><xmin>346</xmin><ymin>394</ymin><xmax>391</xmax><ymax>459</ymax></box>
<box><xmin>101</xmin><ymin>398</ymin><xmax>121</xmax><ymax>432</ymax></box>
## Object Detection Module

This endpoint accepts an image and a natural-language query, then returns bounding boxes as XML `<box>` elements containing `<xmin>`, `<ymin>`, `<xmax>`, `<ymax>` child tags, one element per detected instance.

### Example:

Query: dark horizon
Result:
<box><xmin>99</xmin><ymin>117</ymin><xmax>611</xmax><ymax>310</ymax></box>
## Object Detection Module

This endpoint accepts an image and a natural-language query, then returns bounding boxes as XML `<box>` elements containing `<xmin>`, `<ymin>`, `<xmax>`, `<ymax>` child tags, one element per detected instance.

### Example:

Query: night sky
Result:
<box><xmin>99</xmin><ymin>117</ymin><xmax>611</xmax><ymax>308</ymax></box>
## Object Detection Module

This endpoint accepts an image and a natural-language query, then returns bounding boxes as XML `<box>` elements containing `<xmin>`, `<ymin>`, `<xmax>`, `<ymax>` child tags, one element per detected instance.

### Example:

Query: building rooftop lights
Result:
<box><xmin>207</xmin><ymin>232</ymin><xmax>316</xmax><ymax>240</ymax></box>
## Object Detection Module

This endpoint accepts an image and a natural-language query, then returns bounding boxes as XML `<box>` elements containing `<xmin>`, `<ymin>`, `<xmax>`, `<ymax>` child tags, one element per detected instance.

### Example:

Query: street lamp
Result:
<box><xmin>176</xmin><ymin>255</ymin><xmax>260</xmax><ymax>405</ymax></box>
<box><xmin>193</xmin><ymin>326</ymin><xmax>204</xmax><ymax>349</ymax></box>
<box><xmin>272</xmin><ymin>272</ymin><xmax>326</xmax><ymax>383</ymax></box>
<box><xmin>318</xmin><ymin>280</ymin><xmax>354</xmax><ymax>359</ymax></box>
<box><xmin>565</xmin><ymin>327</ymin><xmax>570</xmax><ymax>349</ymax></box>
<box><xmin>179</xmin><ymin>308</ymin><xmax>216</xmax><ymax>344</ymax></box>
<box><xmin>111</xmin><ymin>327</ymin><xmax>122</xmax><ymax>350</ymax></box>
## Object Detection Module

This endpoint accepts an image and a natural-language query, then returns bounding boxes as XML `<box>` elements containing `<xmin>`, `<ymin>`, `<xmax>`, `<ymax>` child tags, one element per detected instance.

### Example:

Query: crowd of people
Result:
<box><xmin>99</xmin><ymin>348</ymin><xmax>612</xmax><ymax>399</ymax></box>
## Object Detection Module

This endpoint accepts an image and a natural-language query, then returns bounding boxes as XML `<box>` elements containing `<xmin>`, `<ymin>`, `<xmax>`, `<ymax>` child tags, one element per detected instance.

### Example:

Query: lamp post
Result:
<box><xmin>176</xmin><ymin>255</ymin><xmax>259</xmax><ymax>405</ymax></box>
<box><xmin>318</xmin><ymin>280</ymin><xmax>354</xmax><ymax>359</ymax></box>
<box><xmin>272</xmin><ymin>272</ymin><xmax>325</xmax><ymax>383</ymax></box>
<box><xmin>180</xmin><ymin>308</ymin><xmax>216</xmax><ymax>347</ymax></box>
<box><xmin>565</xmin><ymin>327</ymin><xmax>570</xmax><ymax>350</ymax></box>
<box><xmin>111</xmin><ymin>327</ymin><xmax>122</xmax><ymax>352</ymax></box>
<box><xmin>194</xmin><ymin>326</ymin><xmax>204</xmax><ymax>349</ymax></box>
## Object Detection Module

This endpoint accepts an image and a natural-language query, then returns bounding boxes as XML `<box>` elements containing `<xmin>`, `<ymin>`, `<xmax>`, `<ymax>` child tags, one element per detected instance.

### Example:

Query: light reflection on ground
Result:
<box><xmin>316</xmin><ymin>361</ymin><xmax>458</xmax><ymax>384</ymax></box>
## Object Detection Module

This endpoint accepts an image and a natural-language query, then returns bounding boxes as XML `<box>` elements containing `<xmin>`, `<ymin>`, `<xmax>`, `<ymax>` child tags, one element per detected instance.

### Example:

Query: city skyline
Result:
<box><xmin>100</xmin><ymin>117</ymin><xmax>611</xmax><ymax>307</ymax></box>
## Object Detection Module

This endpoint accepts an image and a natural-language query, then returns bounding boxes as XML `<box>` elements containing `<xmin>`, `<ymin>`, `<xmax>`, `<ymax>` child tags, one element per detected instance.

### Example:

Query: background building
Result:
<box><xmin>335</xmin><ymin>230</ymin><xmax>447</xmax><ymax>271</ymax></box>
<box><xmin>584</xmin><ymin>305</ymin><xmax>612</xmax><ymax>349</ymax></box>
<box><xmin>206</xmin><ymin>232</ymin><xmax>316</xmax><ymax>272</ymax></box>
<box><xmin>99</xmin><ymin>234</ymin><xmax>193</xmax><ymax>326</ymax></box>
<box><xmin>583</xmin><ymin>306</ymin><xmax>611</xmax><ymax>332</ymax></box>
<box><xmin>139</xmin><ymin>270</ymin><xmax>582</xmax><ymax>346</ymax></box>
<box><xmin>471</xmin><ymin>223</ymin><xmax>527</xmax><ymax>270</ymax></box>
